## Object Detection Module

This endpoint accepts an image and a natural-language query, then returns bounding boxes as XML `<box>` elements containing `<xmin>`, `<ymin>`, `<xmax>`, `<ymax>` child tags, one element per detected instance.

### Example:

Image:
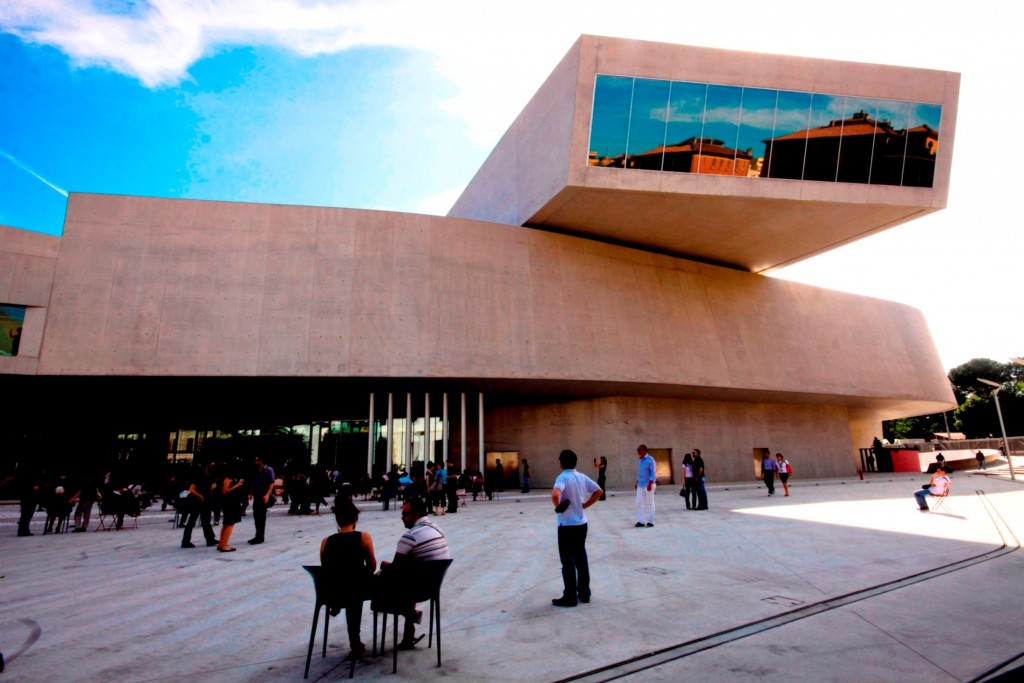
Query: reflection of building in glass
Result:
<box><xmin>588</xmin><ymin>75</ymin><xmax>941</xmax><ymax>189</ymax></box>
<box><xmin>610</xmin><ymin>137</ymin><xmax>754</xmax><ymax>175</ymax></box>
<box><xmin>761</xmin><ymin>110</ymin><xmax>938</xmax><ymax>187</ymax></box>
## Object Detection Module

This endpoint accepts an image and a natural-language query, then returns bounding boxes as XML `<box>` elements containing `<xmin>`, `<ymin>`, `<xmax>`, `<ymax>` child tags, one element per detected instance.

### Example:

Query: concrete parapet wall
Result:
<box><xmin>36</xmin><ymin>194</ymin><xmax>952</xmax><ymax>424</ymax></box>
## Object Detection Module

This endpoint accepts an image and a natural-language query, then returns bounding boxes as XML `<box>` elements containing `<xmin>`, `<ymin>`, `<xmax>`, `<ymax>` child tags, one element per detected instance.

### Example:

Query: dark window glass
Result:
<box><xmin>764</xmin><ymin>90</ymin><xmax>812</xmax><ymax>179</ymax></box>
<box><xmin>837</xmin><ymin>97</ymin><xmax>884</xmax><ymax>184</ymax></box>
<box><xmin>902</xmin><ymin>103</ymin><xmax>941</xmax><ymax>187</ymax></box>
<box><xmin>1</xmin><ymin>303</ymin><xmax>26</xmax><ymax>357</ymax></box>
<box><xmin>587</xmin><ymin>75</ymin><xmax>941</xmax><ymax>190</ymax></box>
<box><xmin>589</xmin><ymin>76</ymin><xmax>634</xmax><ymax>167</ymax></box>
<box><xmin>736</xmin><ymin>87</ymin><xmax>777</xmax><ymax>178</ymax></box>
<box><xmin>802</xmin><ymin>93</ymin><xmax>843</xmax><ymax>181</ymax></box>
<box><xmin>870</xmin><ymin>99</ymin><xmax>910</xmax><ymax>186</ymax></box>
<box><xmin>625</xmin><ymin>78</ymin><xmax>671</xmax><ymax>170</ymax></box>
<box><xmin>663</xmin><ymin>81</ymin><xmax>707</xmax><ymax>174</ymax></box>
<box><xmin>699</xmin><ymin>85</ymin><xmax>742</xmax><ymax>175</ymax></box>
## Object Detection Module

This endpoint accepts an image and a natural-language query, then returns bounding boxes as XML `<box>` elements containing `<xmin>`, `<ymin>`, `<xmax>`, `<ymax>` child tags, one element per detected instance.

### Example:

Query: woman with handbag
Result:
<box><xmin>681</xmin><ymin>452</ymin><xmax>697</xmax><ymax>509</ymax></box>
<box><xmin>775</xmin><ymin>452</ymin><xmax>793</xmax><ymax>497</ymax></box>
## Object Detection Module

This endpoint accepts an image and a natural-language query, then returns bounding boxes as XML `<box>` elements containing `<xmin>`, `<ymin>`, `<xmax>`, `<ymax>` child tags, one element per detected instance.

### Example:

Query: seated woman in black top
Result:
<box><xmin>320</xmin><ymin>499</ymin><xmax>377</xmax><ymax>660</ymax></box>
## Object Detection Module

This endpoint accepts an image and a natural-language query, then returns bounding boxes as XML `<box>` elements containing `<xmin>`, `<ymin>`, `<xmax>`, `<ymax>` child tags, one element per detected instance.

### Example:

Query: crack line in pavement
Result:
<box><xmin>552</xmin><ymin>491</ymin><xmax>1019</xmax><ymax>683</ymax></box>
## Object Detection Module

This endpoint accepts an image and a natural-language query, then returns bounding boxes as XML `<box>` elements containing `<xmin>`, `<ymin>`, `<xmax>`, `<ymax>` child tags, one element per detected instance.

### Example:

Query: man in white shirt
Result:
<box><xmin>635</xmin><ymin>444</ymin><xmax>657</xmax><ymax>527</ymax></box>
<box><xmin>551</xmin><ymin>449</ymin><xmax>603</xmax><ymax>607</ymax></box>
<box><xmin>914</xmin><ymin>466</ymin><xmax>950</xmax><ymax>511</ymax></box>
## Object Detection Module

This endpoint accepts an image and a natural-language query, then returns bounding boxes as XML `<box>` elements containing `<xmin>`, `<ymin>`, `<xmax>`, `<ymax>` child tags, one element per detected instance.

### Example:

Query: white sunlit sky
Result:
<box><xmin>0</xmin><ymin>0</ymin><xmax>1020</xmax><ymax>374</ymax></box>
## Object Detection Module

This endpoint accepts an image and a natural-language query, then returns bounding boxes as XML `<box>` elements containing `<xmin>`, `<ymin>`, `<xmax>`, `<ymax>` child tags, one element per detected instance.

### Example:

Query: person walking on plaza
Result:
<box><xmin>181</xmin><ymin>459</ymin><xmax>218</xmax><ymax>548</ymax></box>
<box><xmin>16</xmin><ymin>471</ymin><xmax>40</xmax><ymax>536</ymax></box>
<box><xmin>445</xmin><ymin>460</ymin><xmax>460</xmax><ymax>513</ymax></box>
<box><xmin>378</xmin><ymin>497</ymin><xmax>450</xmax><ymax>649</ymax></box>
<box><xmin>427</xmin><ymin>462</ymin><xmax>445</xmax><ymax>516</ymax></box>
<box><xmin>551</xmin><ymin>449</ymin><xmax>603</xmax><ymax>607</ymax></box>
<box><xmin>692</xmin><ymin>449</ymin><xmax>708</xmax><ymax>510</ymax></box>
<box><xmin>320</xmin><ymin>498</ymin><xmax>376</xmax><ymax>661</ymax></box>
<box><xmin>634</xmin><ymin>444</ymin><xmax>656</xmax><ymax>527</ymax></box>
<box><xmin>248</xmin><ymin>456</ymin><xmax>275</xmax><ymax>545</ymax></box>
<box><xmin>775</xmin><ymin>452</ymin><xmax>792</xmax><ymax>497</ymax></box>
<box><xmin>976</xmin><ymin>450</ymin><xmax>986</xmax><ymax>470</ymax></box>
<box><xmin>521</xmin><ymin>458</ymin><xmax>531</xmax><ymax>493</ymax></box>
<box><xmin>761</xmin><ymin>451</ymin><xmax>778</xmax><ymax>496</ymax></box>
<box><xmin>72</xmin><ymin>473</ymin><xmax>99</xmax><ymax>532</ymax></box>
<box><xmin>682</xmin><ymin>452</ymin><xmax>697</xmax><ymax>510</ymax></box>
<box><xmin>594</xmin><ymin>456</ymin><xmax>607</xmax><ymax>500</ymax></box>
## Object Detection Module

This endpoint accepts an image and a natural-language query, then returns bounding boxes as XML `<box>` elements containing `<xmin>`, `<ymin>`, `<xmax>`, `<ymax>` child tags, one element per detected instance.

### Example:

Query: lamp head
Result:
<box><xmin>978</xmin><ymin>378</ymin><xmax>1002</xmax><ymax>389</ymax></box>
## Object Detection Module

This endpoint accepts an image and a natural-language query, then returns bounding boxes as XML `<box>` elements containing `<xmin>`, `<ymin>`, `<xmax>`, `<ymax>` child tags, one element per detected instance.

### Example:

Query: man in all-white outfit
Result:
<box><xmin>635</xmin><ymin>444</ymin><xmax>657</xmax><ymax>527</ymax></box>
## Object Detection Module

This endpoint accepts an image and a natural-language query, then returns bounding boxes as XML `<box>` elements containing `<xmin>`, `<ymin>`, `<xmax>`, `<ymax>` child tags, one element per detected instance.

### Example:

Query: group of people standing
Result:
<box><xmin>177</xmin><ymin>456</ymin><xmax>276</xmax><ymax>552</ymax></box>
<box><xmin>636</xmin><ymin>445</ymin><xmax>710</xmax><ymax>527</ymax></box>
<box><xmin>679</xmin><ymin>449</ymin><xmax>709</xmax><ymax>510</ymax></box>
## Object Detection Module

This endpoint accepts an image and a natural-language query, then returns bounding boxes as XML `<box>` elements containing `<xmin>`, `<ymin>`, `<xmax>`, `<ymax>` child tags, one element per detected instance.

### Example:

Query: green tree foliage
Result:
<box><xmin>884</xmin><ymin>417</ymin><xmax>919</xmax><ymax>441</ymax></box>
<box><xmin>949</xmin><ymin>358</ymin><xmax>1014</xmax><ymax>403</ymax></box>
<box><xmin>948</xmin><ymin>357</ymin><xmax>1024</xmax><ymax>438</ymax></box>
<box><xmin>883</xmin><ymin>357</ymin><xmax>1023</xmax><ymax>440</ymax></box>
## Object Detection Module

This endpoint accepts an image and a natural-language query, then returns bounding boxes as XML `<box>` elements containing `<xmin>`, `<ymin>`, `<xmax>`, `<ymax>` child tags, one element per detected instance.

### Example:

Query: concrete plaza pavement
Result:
<box><xmin>2</xmin><ymin>466</ymin><xmax>1023</xmax><ymax>682</ymax></box>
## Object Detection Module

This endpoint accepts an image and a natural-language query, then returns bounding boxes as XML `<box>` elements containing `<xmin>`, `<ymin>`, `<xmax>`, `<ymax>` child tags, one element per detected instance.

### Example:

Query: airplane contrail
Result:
<box><xmin>0</xmin><ymin>148</ymin><xmax>69</xmax><ymax>197</ymax></box>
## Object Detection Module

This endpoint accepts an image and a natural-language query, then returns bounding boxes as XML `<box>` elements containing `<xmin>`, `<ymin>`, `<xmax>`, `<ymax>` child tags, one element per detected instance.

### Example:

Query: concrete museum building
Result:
<box><xmin>0</xmin><ymin>36</ymin><xmax>959</xmax><ymax>488</ymax></box>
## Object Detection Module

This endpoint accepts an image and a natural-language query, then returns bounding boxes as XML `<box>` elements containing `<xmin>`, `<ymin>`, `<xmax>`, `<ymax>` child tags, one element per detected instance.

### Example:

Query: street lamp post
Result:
<box><xmin>979</xmin><ymin>378</ymin><xmax>1015</xmax><ymax>480</ymax></box>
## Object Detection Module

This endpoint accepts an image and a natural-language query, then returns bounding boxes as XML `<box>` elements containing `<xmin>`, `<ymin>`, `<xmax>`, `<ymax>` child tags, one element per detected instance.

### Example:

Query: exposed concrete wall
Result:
<box><xmin>485</xmin><ymin>395</ymin><xmax>856</xmax><ymax>488</ymax></box>
<box><xmin>40</xmin><ymin>194</ymin><xmax>953</xmax><ymax>423</ymax></box>
<box><xmin>0</xmin><ymin>225</ymin><xmax>59</xmax><ymax>374</ymax></box>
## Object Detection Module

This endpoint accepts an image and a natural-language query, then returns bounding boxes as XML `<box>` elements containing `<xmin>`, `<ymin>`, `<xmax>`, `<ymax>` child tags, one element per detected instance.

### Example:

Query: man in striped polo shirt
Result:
<box><xmin>379</xmin><ymin>496</ymin><xmax>450</xmax><ymax>648</ymax></box>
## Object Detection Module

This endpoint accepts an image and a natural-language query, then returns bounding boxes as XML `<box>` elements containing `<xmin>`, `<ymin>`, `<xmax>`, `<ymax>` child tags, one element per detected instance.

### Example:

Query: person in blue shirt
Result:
<box><xmin>760</xmin><ymin>451</ymin><xmax>778</xmax><ymax>496</ymax></box>
<box><xmin>635</xmin><ymin>444</ymin><xmax>657</xmax><ymax>527</ymax></box>
<box><xmin>551</xmin><ymin>449</ymin><xmax>603</xmax><ymax>607</ymax></box>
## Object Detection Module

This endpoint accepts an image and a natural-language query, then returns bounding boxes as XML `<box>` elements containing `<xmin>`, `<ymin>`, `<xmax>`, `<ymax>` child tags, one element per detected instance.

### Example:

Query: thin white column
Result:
<box><xmin>460</xmin><ymin>393</ymin><xmax>467</xmax><ymax>473</ymax></box>
<box><xmin>478</xmin><ymin>392</ymin><xmax>485</xmax><ymax>472</ymax></box>
<box><xmin>405</xmin><ymin>392</ymin><xmax>412</xmax><ymax>469</ymax></box>
<box><xmin>387</xmin><ymin>393</ymin><xmax>394</xmax><ymax>470</ymax></box>
<box><xmin>442</xmin><ymin>393</ymin><xmax>449</xmax><ymax>465</ymax></box>
<box><xmin>367</xmin><ymin>393</ymin><xmax>375</xmax><ymax>475</ymax></box>
<box><xmin>424</xmin><ymin>392</ymin><xmax>431</xmax><ymax>465</ymax></box>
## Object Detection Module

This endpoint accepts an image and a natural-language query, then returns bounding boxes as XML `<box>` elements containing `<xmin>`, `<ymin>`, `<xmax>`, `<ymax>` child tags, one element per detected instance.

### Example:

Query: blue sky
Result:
<box><xmin>0</xmin><ymin>0</ymin><xmax>1020</xmax><ymax>373</ymax></box>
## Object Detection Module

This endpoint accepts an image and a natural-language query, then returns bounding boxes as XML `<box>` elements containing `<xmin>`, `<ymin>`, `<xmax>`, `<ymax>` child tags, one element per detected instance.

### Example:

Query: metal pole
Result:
<box><xmin>460</xmin><ymin>392</ymin><xmax>467</xmax><ymax>473</ymax></box>
<box><xmin>478</xmin><ymin>392</ymin><xmax>485</xmax><ymax>472</ymax></box>
<box><xmin>367</xmin><ymin>393</ymin><xmax>375</xmax><ymax>476</ymax></box>
<box><xmin>387</xmin><ymin>393</ymin><xmax>394</xmax><ymax>470</ymax></box>
<box><xmin>992</xmin><ymin>389</ymin><xmax>1016</xmax><ymax>480</ymax></box>
<box><xmin>425</xmin><ymin>392</ymin><xmax>431</xmax><ymax>465</ymax></box>
<box><xmin>405</xmin><ymin>392</ymin><xmax>412</xmax><ymax>470</ymax></box>
<box><xmin>442</xmin><ymin>393</ymin><xmax>449</xmax><ymax>465</ymax></box>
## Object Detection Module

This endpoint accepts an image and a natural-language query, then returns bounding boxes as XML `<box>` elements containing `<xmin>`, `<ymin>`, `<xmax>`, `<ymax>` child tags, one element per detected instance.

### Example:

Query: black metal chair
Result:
<box><xmin>372</xmin><ymin>558</ymin><xmax>453</xmax><ymax>673</ymax></box>
<box><xmin>302</xmin><ymin>565</ymin><xmax>359</xmax><ymax>679</ymax></box>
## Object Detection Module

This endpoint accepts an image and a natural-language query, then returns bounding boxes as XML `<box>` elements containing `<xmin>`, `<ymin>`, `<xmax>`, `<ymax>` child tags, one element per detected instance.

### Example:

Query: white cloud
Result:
<box><xmin>414</xmin><ymin>185</ymin><xmax>465</xmax><ymax>217</ymax></box>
